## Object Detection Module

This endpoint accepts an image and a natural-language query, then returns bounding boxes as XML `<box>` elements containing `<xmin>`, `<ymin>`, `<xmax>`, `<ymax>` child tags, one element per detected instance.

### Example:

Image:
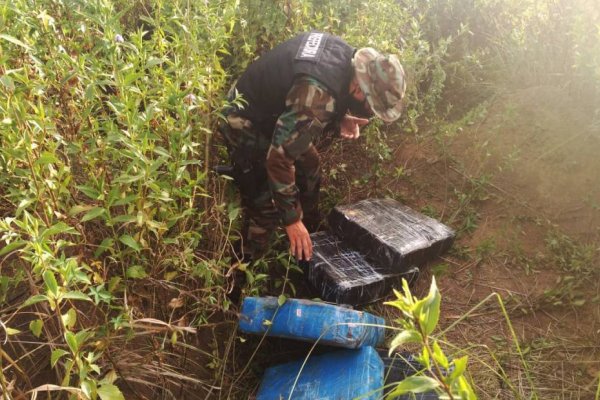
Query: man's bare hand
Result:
<box><xmin>340</xmin><ymin>115</ymin><xmax>370</xmax><ymax>139</ymax></box>
<box><xmin>285</xmin><ymin>220</ymin><xmax>312</xmax><ymax>261</ymax></box>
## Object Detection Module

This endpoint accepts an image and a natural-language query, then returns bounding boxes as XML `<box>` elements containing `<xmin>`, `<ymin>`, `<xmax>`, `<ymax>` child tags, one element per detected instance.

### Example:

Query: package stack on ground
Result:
<box><xmin>238</xmin><ymin>198</ymin><xmax>454</xmax><ymax>399</ymax></box>
<box><xmin>309</xmin><ymin>198</ymin><xmax>455</xmax><ymax>305</ymax></box>
<box><xmin>239</xmin><ymin>297</ymin><xmax>385</xmax><ymax>348</ymax></box>
<box><xmin>239</xmin><ymin>297</ymin><xmax>386</xmax><ymax>399</ymax></box>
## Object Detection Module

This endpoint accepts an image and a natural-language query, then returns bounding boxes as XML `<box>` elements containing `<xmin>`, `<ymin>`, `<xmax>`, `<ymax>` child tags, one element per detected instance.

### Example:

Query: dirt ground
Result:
<box><xmin>371</xmin><ymin>85</ymin><xmax>600</xmax><ymax>398</ymax></box>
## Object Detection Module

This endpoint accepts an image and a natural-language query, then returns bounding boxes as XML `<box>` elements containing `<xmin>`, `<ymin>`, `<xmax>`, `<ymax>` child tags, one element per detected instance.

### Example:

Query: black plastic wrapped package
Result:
<box><xmin>328</xmin><ymin>198</ymin><xmax>455</xmax><ymax>272</ymax></box>
<box><xmin>379</xmin><ymin>351</ymin><xmax>440</xmax><ymax>399</ymax></box>
<box><xmin>308</xmin><ymin>231</ymin><xmax>419</xmax><ymax>305</ymax></box>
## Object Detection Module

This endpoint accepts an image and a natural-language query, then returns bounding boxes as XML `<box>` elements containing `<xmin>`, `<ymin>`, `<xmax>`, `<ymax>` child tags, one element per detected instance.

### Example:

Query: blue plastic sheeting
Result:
<box><xmin>238</xmin><ymin>297</ymin><xmax>385</xmax><ymax>348</ymax></box>
<box><xmin>256</xmin><ymin>346</ymin><xmax>383</xmax><ymax>400</ymax></box>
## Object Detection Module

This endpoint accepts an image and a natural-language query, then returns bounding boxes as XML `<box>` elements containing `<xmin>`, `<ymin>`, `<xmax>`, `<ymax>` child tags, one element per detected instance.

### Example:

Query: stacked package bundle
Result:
<box><xmin>240</xmin><ymin>199</ymin><xmax>453</xmax><ymax>398</ymax></box>
<box><xmin>309</xmin><ymin>198</ymin><xmax>455</xmax><ymax>305</ymax></box>
<box><xmin>328</xmin><ymin>198</ymin><xmax>455</xmax><ymax>272</ymax></box>
<box><xmin>238</xmin><ymin>297</ymin><xmax>385</xmax><ymax>348</ymax></box>
<box><xmin>256</xmin><ymin>346</ymin><xmax>383</xmax><ymax>400</ymax></box>
<box><xmin>308</xmin><ymin>231</ymin><xmax>419</xmax><ymax>305</ymax></box>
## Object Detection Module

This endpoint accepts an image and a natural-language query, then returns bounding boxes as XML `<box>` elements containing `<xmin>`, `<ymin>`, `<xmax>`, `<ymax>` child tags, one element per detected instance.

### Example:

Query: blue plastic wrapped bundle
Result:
<box><xmin>256</xmin><ymin>346</ymin><xmax>383</xmax><ymax>400</ymax></box>
<box><xmin>238</xmin><ymin>297</ymin><xmax>385</xmax><ymax>348</ymax></box>
<box><xmin>329</xmin><ymin>198</ymin><xmax>455</xmax><ymax>273</ymax></box>
<box><xmin>309</xmin><ymin>231</ymin><xmax>419</xmax><ymax>305</ymax></box>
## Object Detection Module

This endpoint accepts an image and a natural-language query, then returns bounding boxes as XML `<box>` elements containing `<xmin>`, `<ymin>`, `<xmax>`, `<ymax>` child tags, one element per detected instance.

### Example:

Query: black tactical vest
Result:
<box><xmin>234</xmin><ymin>32</ymin><xmax>356</xmax><ymax>135</ymax></box>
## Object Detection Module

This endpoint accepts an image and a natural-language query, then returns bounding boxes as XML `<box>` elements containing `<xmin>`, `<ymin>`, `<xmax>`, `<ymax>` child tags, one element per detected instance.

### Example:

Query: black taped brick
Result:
<box><xmin>379</xmin><ymin>351</ymin><xmax>440</xmax><ymax>399</ymax></box>
<box><xmin>308</xmin><ymin>231</ymin><xmax>419</xmax><ymax>305</ymax></box>
<box><xmin>328</xmin><ymin>198</ymin><xmax>455</xmax><ymax>273</ymax></box>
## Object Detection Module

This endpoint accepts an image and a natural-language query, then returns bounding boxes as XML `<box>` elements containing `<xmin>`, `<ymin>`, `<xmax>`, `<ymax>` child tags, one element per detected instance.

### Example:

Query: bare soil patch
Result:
<box><xmin>366</xmin><ymin>85</ymin><xmax>600</xmax><ymax>398</ymax></box>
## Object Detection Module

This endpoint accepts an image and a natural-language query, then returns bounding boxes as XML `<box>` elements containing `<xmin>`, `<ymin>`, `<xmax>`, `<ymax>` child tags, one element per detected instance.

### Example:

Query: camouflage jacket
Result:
<box><xmin>267</xmin><ymin>75</ymin><xmax>337</xmax><ymax>226</ymax></box>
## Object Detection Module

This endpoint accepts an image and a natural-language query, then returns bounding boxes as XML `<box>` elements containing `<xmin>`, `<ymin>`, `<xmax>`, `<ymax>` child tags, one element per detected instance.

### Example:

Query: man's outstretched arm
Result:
<box><xmin>266</xmin><ymin>76</ymin><xmax>336</xmax><ymax>260</ymax></box>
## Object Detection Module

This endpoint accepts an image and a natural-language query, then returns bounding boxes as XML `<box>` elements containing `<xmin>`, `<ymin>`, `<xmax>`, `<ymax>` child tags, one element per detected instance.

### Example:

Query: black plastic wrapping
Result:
<box><xmin>379</xmin><ymin>351</ymin><xmax>440</xmax><ymax>399</ymax></box>
<box><xmin>329</xmin><ymin>198</ymin><xmax>455</xmax><ymax>273</ymax></box>
<box><xmin>308</xmin><ymin>231</ymin><xmax>419</xmax><ymax>305</ymax></box>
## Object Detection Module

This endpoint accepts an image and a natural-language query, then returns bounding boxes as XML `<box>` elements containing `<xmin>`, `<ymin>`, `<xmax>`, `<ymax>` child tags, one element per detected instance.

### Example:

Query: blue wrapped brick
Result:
<box><xmin>238</xmin><ymin>297</ymin><xmax>385</xmax><ymax>348</ymax></box>
<box><xmin>256</xmin><ymin>346</ymin><xmax>383</xmax><ymax>400</ymax></box>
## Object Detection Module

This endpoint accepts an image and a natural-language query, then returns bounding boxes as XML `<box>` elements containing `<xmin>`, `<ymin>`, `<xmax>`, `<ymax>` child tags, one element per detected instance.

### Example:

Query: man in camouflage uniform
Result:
<box><xmin>219</xmin><ymin>32</ymin><xmax>406</xmax><ymax>262</ymax></box>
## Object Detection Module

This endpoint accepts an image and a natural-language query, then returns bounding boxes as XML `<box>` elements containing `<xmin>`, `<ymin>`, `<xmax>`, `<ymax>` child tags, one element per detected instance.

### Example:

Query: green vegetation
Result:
<box><xmin>385</xmin><ymin>278</ymin><xmax>477</xmax><ymax>399</ymax></box>
<box><xmin>1</xmin><ymin>0</ymin><xmax>599</xmax><ymax>398</ymax></box>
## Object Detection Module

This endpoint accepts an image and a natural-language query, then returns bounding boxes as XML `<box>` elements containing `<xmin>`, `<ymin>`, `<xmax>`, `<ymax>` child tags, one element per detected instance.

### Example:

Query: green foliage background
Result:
<box><xmin>0</xmin><ymin>0</ymin><xmax>598</xmax><ymax>398</ymax></box>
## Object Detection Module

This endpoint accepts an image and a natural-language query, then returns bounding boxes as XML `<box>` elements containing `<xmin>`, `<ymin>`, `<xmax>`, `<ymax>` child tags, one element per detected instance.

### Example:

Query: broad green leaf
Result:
<box><xmin>451</xmin><ymin>376</ymin><xmax>477</xmax><ymax>400</ymax></box>
<box><xmin>81</xmin><ymin>380</ymin><xmax>96</xmax><ymax>399</ymax></box>
<box><xmin>108</xmin><ymin>276</ymin><xmax>122</xmax><ymax>292</ymax></box>
<box><xmin>146</xmin><ymin>57</ymin><xmax>165</xmax><ymax>68</ymax></box>
<box><xmin>0</xmin><ymin>34</ymin><xmax>32</xmax><ymax>51</ymax></box>
<box><xmin>449</xmin><ymin>356</ymin><xmax>469</xmax><ymax>381</ymax></box>
<box><xmin>22</xmin><ymin>294</ymin><xmax>49</xmax><ymax>308</ymax></box>
<box><xmin>29</xmin><ymin>319</ymin><xmax>43</xmax><ymax>338</ymax></box>
<box><xmin>42</xmin><ymin>222</ymin><xmax>78</xmax><ymax>239</ymax></box>
<box><xmin>61</xmin><ymin>308</ymin><xmax>77</xmax><ymax>329</ymax></box>
<box><xmin>100</xmin><ymin>370</ymin><xmax>118</xmax><ymax>385</ymax></box>
<box><xmin>228</xmin><ymin>205</ymin><xmax>240</xmax><ymax>221</ymax></box>
<box><xmin>110</xmin><ymin>214</ymin><xmax>136</xmax><ymax>224</ymax></box>
<box><xmin>277</xmin><ymin>294</ymin><xmax>287</xmax><ymax>306</ymax></box>
<box><xmin>416</xmin><ymin>276</ymin><xmax>441</xmax><ymax>336</ymax></box>
<box><xmin>385</xmin><ymin>376</ymin><xmax>440</xmax><ymax>399</ymax></box>
<box><xmin>432</xmin><ymin>340</ymin><xmax>449</xmax><ymax>370</ymax></box>
<box><xmin>35</xmin><ymin>152</ymin><xmax>59</xmax><ymax>166</ymax></box>
<box><xmin>5</xmin><ymin>327</ymin><xmax>20</xmax><ymax>335</ymax></box>
<box><xmin>164</xmin><ymin>271</ymin><xmax>178</xmax><ymax>281</ymax></box>
<box><xmin>113</xmin><ymin>173</ymin><xmax>144</xmax><ymax>184</ymax></box>
<box><xmin>75</xmin><ymin>330</ymin><xmax>93</xmax><ymax>347</ymax></box>
<box><xmin>16</xmin><ymin>198</ymin><xmax>34</xmax><ymax>215</ymax></box>
<box><xmin>119</xmin><ymin>235</ymin><xmax>141</xmax><ymax>252</ymax></box>
<box><xmin>65</xmin><ymin>331</ymin><xmax>78</xmax><ymax>354</ymax></box>
<box><xmin>62</xmin><ymin>359</ymin><xmax>74</xmax><ymax>386</ymax></box>
<box><xmin>94</xmin><ymin>238</ymin><xmax>114</xmax><ymax>257</ymax></box>
<box><xmin>81</xmin><ymin>207</ymin><xmax>106</xmax><ymax>222</ymax></box>
<box><xmin>76</xmin><ymin>185</ymin><xmax>100</xmax><ymax>200</ymax></box>
<box><xmin>62</xmin><ymin>291</ymin><xmax>92</xmax><ymax>302</ymax></box>
<box><xmin>112</xmin><ymin>194</ymin><xmax>137</xmax><ymax>206</ymax></box>
<box><xmin>388</xmin><ymin>330</ymin><xmax>422</xmax><ymax>355</ymax></box>
<box><xmin>126</xmin><ymin>265</ymin><xmax>147</xmax><ymax>279</ymax></box>
<box><xmin>43</xmin><ymin>270</ymin><xmax>59</xmax><ymax>297</ymax></box>
<box><xmin>402</xmin><ymin>278</ymin><xmax>414</xmax><ymax>304</ymax></box>
<box><xmin>418</xmin><ymin>347</ymin><xmax>431</xmax><ymax>370</ymax></box>
<box><xmin>0</xmin><ymin>240</ymin><xmax>26</xmax><ymax>256</ymax></box>
<box><xmin>68</xmin><ymin>204</ymin><xmax>93</xmax><ymax>216</ymax></box>
<box><xmin>51</xmin><ymin>348</ymin><xmax>69</xmax><ymax>367</ymax></box>
<box><xmin>97</xmin><ymin>383</ymin><xmax>125</xmax><ymax>400</ymax></box>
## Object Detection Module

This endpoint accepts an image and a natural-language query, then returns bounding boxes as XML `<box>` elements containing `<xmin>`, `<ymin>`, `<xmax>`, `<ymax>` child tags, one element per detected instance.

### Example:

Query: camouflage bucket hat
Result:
<box><xmin>352</xmin><ymin>48</ymin><xmax>407</xmax><ymax>123</ymax></box>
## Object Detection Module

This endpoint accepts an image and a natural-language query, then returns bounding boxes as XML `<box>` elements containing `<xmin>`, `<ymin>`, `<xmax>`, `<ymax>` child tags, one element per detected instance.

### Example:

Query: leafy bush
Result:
<box><xmin>1</xmin><ymin>0</ymin><xmax>240</xmax><ymax>397</ymax></box>
<box><xmin>386</xmin><ymin>278</ymin><xmax>477</xmax><ymax>399</ymax></box>
<box><xmin>1</xmin><ymin>0</ymin><xmax>599</xmax><ymax>397</ymax></box>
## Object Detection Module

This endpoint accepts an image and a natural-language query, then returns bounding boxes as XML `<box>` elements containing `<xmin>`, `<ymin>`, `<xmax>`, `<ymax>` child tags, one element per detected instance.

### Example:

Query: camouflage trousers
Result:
<box><xmin>218</xmin><ymin>113</ymin><xmax>321</xmax><ymax>260</ymax></box>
